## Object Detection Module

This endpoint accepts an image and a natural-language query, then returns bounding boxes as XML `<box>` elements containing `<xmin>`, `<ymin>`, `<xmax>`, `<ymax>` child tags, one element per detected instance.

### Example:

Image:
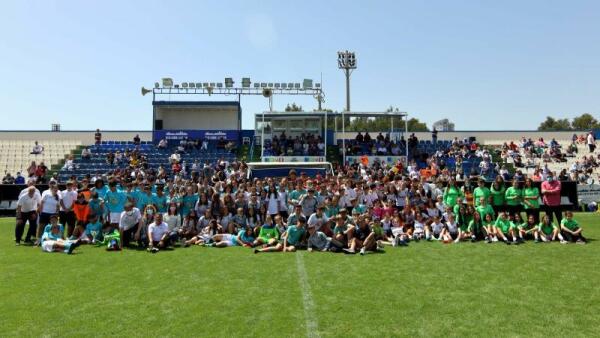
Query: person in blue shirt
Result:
<box><xmin>92</xmin><ymin>179</ymin><xmax>108</xmax><ymax>201</ymax></box>
<box><xmin>41</xmin><ymin>215</ymin><xmax>80</xmax><ymax>254</ymax></box>
<box><xmin>104</xmin><ymin>181</ymin><xmax>128</xmax><ymax>228</ymax></box>
<box><xmin>83</xmin><ymin>214</ymin><xmax>103</xmax><ymax>243</ymax></box>
<box><xmin>153</xmin><ymin>186</ymin><xmax>168</xmax><ymax>214</ymax></box>
<box><xmin>136</xmin><ymin>185</ymin><xmax>154</xmax><ymax>211</ymax></box>
<box><xmin>181</xmin><ymin>187</ymin><xmax>198</xmax><ymax>217</ymax></box>
<box><xmin>212</xmin><ymin>226</ymin><xmax>256</xmax><ymax>248</ymax></box>
<box><xmin>88</xmin><ymin>191</ymin><xmax>105</xmax><ymax>223</ymax></box>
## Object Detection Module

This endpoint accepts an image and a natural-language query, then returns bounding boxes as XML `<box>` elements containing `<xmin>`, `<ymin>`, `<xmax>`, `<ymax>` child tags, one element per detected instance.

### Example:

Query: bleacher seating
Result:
<box><xmin>58</xmin><ymin>141</ymin><xmax>236</xmax><ymax>181</ymax></box>
<box><xmin>0</xmin><ymin>140</ymin><xmax>81</xmax><ymax>176</ymax></box>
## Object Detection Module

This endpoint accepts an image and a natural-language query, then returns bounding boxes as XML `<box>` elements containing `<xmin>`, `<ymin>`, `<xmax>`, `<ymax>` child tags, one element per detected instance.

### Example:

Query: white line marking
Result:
<box><xmin>296</xmin><ymin>252</ymin><xmax>320</xmax><ymax>338</ymax></box>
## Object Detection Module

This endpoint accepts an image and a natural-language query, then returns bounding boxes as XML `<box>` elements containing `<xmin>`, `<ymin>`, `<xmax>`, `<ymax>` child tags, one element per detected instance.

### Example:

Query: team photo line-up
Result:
<box><xmin>14</xmin><ymin>164</ymin><xmax>587</xmax><ymax>255</ymax></box>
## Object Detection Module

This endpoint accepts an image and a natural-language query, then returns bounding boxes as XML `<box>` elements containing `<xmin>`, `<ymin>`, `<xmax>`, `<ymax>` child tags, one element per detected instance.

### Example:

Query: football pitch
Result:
<box><xmin>1</xmin><ymin>214</ymin><xmax>600</xmax><ymax>337</ymax></box>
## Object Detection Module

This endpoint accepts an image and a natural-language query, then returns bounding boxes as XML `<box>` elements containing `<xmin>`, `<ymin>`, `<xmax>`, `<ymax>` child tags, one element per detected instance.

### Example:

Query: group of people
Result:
<box><xmin>13</xmin><ymin>155</ymin><xmax>589</xmax><ymax>256</ymax></box>
<box><xmin>264</xmin><ymin>132</ymin><xmax>326</xmax><ymax>157</ymax></box>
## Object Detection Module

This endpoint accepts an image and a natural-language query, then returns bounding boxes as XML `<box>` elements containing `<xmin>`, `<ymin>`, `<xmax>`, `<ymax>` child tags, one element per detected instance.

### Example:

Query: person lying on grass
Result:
<box><xmin>344</xmin><ymin>216</ymin><xmax>377</xmax><ymax>255</ymax></box>
<box><xmin>560</xmin><ymin>211</ymin><xmax>587</xmax><ymax>244</ymax></box>
<box><xmin>185</xmin><ymin>219</ymin><xmax>222</xmax><ymax>246</ymax></box>
<box><xmin>494</xmin><ymin>211</ymin><xmax>521</xmax><ymax>245</ymax></box>
<box><xmin>41</xmin><ymin>215</ymin><xmax>80</xmax><ymax>254</ymax></box>
<box><xmin>307</xmin><ymin>222</ymin><xmax>345</xmax><ymax>252</ymax></box>
<box><xmin>537</xmin><ymin>214</ymin><xmax>566</xmax><ymax>244</ymax></box>
<box><xmin>255</xmin><ymin>215</ymin><xmax>306</xmax><ymax>253</ymax></box>
<box><xmin>212</xmin><ymin>225</ymin><xmax>255</xmax><ymax>248</ymax></box>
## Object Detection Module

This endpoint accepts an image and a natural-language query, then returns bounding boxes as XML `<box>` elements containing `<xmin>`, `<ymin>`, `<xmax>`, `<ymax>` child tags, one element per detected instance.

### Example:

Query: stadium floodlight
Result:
<box><xmin>303</xmin><ymin>79</ymin><xmax>313</xmax><ymax>89</ymax></box>
<box><xmin>225</xmin><ymin>77</ymin><xmax>234</xmax><ymax>88</ymax></box>
<box><xmin>294</xmin><ymin>83</ymin><xmax>301</xmax><ymax>89</ymax></box>
<box><xmin>154</xmin><ymin>82</ymin><xmax>160</xmax><ymax>88</ymax></box>
<box><xmin>217</xmin><ymin>83</ymin><xmax>223</xmax><ymax>88</ymax></box>
<box><xmin>195</xmin><ymin>82</ymin><xmax>202</xmax><ymax>88</ymax></box>
<box><xmin>242</xmin><ymin>77</ymin><xmax>251</xmax><ymax>88</ymax></box>
<box><xmin>253</xmin><ymin>83</ymin><xmax>260</xmax><ymax>88</ymax></box>
<box><xmin>182</xmin><ymin>82</ymin><xmax>188</xmax><ymax>88</ymax></box>
<box><xmin>189</xmin><ymin>83</ymin><xmax>195</xmax><ymax>88</ymax></box>
<box><xmin>162</xmin><ymin>78</ymin><xmax>173</xmax><ymax>88</ymax></box>
<box><xmin>260</xmin><ymin>83</ymin><xmax>267</xmax><ymax>88</ymax></box>
<box><xmin>338</xmin><ymin>50</ymin><xmax>357</xmax><ymax>111</ymax></box>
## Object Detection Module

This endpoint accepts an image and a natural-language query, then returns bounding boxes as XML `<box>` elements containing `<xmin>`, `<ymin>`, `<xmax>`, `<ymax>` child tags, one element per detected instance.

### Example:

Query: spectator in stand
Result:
<box><xmin>157</xmin><ymin>138</ymin><xmax>168</xmax><ymax>149</ymax></box>
<box><xmin>94</xmin><ymin>129</ymin><xmax>102</xmax><ymax>145</ymax></box>
<box><xmin>81</xmin><ymin>147</ymin><xmax>91</xmax><ymax>160</ymax></box>
<box><xmin>35</xmin><ymin>162</ymin><xmax>48</xmax><ymax>183</ymax></box>
<box><xmin>27</xmin><ymin>161</ymin><xmax>37</xmax><ymax>178</ymax></box>
<box><xmin>201</xmin><ymin>138</ymin><xmax>209</xmax><ymax>150</ymax></box>
<box><xmin>432</xmin><ymin>127</ymin><xmax>438</xmax><ymax>143</ymax></box>
<box><xmin>356</xmin><ymin>132</ymin><xmax>364</xmax><ymax>143</ymax></box>
<box><xmin>541</xmin><ymin>171</ymin><xmax>562</xmax><ymax>224</ymax></box>
<box><xmin>14</xmin><ymin>172</ymin><xmax>25</xmax><ymax>184</ymax></box>
<box><xmin>133</xmin><ymin>134</ymin><xmax>141</xmax><ymax>145</ymax></box>
<box><xmin>31</xmin><ymin>141</ymin><xmax>44</xmax><ymax>155</ymax></box>
<box><xmin>2</xmin><ymin>172</ymin><xmax>15</xmax><ymax>184</ymax></box>
<box><xmin>62</xmin><ymin>155</ymin><xmax>75</xmax><ymax>171</ymax></box>
<box><xmin>587</xmin><ymin>131</ymin><xmax>596</xmax><ymax>153</ymax></box>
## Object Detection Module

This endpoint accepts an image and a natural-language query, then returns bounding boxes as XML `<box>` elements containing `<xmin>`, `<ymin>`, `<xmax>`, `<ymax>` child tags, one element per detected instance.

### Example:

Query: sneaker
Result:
<box><xmin>151</xmin><ymin>247</ymin><xmax>159</xmax><ymax>253</ymax></box>
<box><xmin>576</xmin><ymin>240</ymin><xmax>586</xmax><ymax>245</ymax></box>
<box><xmin>254</xmin><ymin>248</ymin><xmax>259</xmax><ymax>254</ymax></box>
<box><xmin>492</xmin><ymin>237</ymin><xmax>498</xmax><ymax>242</ymax></box>
<box><xmin>392</xmin><ymin>237</ymin><xmax>398</xmax><ymax>247</ymax></box>
<box><xmin>486</xmin><ymin>238</ymin><xmax>492</xmax><ymax>244</ymax></box>
<box><xmin>67</xmin><ymin>240</ymin><xmax>80</xmax><ymax>255</ymax></box>
<box><xmin>560</xmin><ymin>240</ymin><xmax>568</xmax><ymax>245</ymax></box>
<box><xmin>359</xmin><ymin>248</ymin><xmax>366</xmax><ymax>256</ymax></box>
<box><xmin>343</xmin><ymin>248</ymin><xmax>356</xmax><ymax>254</ymax></box>
<box><xmin>15</xmin><ymin>241</ymin><xmax>20</xmax><ymax>246</ymax></box>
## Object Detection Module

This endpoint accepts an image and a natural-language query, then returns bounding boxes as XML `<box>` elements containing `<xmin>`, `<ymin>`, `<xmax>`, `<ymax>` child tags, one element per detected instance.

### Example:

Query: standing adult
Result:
<box><xmin>59</xmin><ymin>181</ymin><xmax>78</xmax><ymax>237</ymax></box>
<box><xmin>94</xmin><ymin>129</ymin><xmax>102</xmax><ymax>145</ymax></box>
<box><xmin>37</xmin><ymin>184</ymin><xmax>61</xmax><ymax>245</ymax></box>
<box><xmin>587</xmin><ymin>131</ymin><xmax>596</xmax><ymax>153</ymax></box>
<box><xmin>541</xmin><ymin>171</ymin><xmax>562</xmax><ymax>224</ymax></box>
<box><xmin>15</xmin><ymin>186</ymin><xmax>40</xmax><ymax>245</ymax></box>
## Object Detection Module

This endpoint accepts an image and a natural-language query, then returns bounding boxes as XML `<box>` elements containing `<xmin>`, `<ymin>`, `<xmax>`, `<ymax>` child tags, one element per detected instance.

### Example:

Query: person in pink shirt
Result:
<box><xmin>541</xmin><ymin>171</ymin><xmax>562</xmax><ymax>224</ymax></box>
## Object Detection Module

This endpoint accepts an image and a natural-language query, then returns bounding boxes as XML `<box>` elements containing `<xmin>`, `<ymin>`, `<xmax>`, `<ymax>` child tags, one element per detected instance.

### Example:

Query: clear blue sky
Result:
<box><xmin>1</xmin><ymin>0</ymin><xmax>599</xmax><ymax>131</ymax></box>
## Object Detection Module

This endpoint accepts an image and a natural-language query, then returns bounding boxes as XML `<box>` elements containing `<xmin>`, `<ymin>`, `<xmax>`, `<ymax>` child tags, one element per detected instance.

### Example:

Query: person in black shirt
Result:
<box><xmin>344</xmin><ymin>216</ymin><xmax>376</xmax><ymax>255</ymax></box>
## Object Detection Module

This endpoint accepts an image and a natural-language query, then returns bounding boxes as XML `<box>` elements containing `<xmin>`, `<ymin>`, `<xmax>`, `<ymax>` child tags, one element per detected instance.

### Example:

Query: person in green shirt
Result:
<box><xmin>473</xmin><ymin>179</ymin><xmax>491</xmax><ymax>208</ymax></box>
<box><xmin>522</xmin><ymin>178</ymin><xmax>540</xmax><ymax>224</ymax></box>
<box><xmin>494</xmin><ymin>211</ymin><xmax>520</xmax><ymax>244</ymax></box>
<box><xmin>256</xmin><ymin>215</ymin><xmax>306</xmax><ymax>253</ymax></box>
<box><xmin>253</xmin><ymin>215</ymin><xmax>280</xmax><ymax>251</ymax></box>
<box><xmin>504</xmin><ymin>179</ymin><xmax>523</xmax><ymax>219</ymax></box>
<box><xmin>490</xmin><ymin>177</ymin><xmax>506</xmax><ymax>214</ymax></box>
<box><xmin>443</xmin><ymin>179</ymin><xmax>463</xmax><ymax>209</ymax></box>
<box><xmin>476</xmin><ymin>197</ymin><xmax>495</xmax><ymax>222</ymax></box>
<box><xmin>518</xmin><ymin>214</ymin><xmax>537</xmax><ymax>241</ymax></box>
<box><xmin>560</xmin><ymin>211</ymin><xmax>587</xmax><ymax>244</ymax></box>
<box><xmin>537</xmin><ymin>214</ymin><xmax>565</xmax><ymax>243</ymax></box>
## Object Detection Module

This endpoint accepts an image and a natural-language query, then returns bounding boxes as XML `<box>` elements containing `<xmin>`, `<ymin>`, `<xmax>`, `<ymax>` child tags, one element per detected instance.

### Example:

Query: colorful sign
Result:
<box><xmin>262</xmin><ymin>156</ymin><xmax>326</xmax><ymax>163</ymax></box>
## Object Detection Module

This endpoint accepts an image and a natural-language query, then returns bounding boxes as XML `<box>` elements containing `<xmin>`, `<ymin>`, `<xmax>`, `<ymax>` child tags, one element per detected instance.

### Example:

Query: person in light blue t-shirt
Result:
<box><xmin>153</xmin><ymin>186</ymin><xmax>168</xmax><ymax>214</ymax></box>
<box><xmin>104</xmin><ymin>182</ymin><xmax>128</xmax><ymax>227</ymax></box>
<box><xmin>83</xmin><ymin>214</ymin><xmax>103</xmax><ymax>243</ymax></box>
<box><xmin>41</xmin><ymin>215</ymin><xmax>80</xmax><ymax>254</ymax></box>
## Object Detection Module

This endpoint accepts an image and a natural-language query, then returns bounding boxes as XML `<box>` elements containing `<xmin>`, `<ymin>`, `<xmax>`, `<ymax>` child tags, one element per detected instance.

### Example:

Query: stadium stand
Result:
<box><xmin>0</xmin><ymin>139</ymin><xmax>81</xmax><ymax>177</ymax></box>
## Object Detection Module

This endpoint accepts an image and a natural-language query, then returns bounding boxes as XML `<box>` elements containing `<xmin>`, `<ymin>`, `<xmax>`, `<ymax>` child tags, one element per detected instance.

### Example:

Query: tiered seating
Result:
<box><xmin>58</xmin><ymin>141</ymin><xmax>237</xmax><ymax>181</ymax></box>
<box><xmin>0</xmin><ymin>140</ymin><xmax>81</xmax><ymax>175</ymax></box>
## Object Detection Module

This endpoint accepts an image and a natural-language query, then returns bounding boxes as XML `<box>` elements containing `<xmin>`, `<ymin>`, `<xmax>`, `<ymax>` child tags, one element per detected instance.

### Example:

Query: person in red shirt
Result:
<box><xmin>541</xmin><ymin>171</ymin><xmax>562</xmax><ymax>224</ymax></box>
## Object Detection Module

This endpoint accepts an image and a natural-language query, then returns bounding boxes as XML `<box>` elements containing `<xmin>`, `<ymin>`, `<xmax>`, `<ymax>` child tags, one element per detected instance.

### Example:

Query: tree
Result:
<box><xmin>537</xmin><ymin>116</ymin><xmax>572</xmax><ymax>131</ymax></box>
<box><xmin>571</xmin><ymin>113</ymin><xmax>600</xmax><ymax>130</ymax></box>
<box><xmin>406</xmin><ymin>118</ymin><xmax>429</xmax><ymax>132</ymax></box>
<box><xmin>285</xmin><ymin>103</ymin><xmax>302</xmax><ymax>112</ymax></box>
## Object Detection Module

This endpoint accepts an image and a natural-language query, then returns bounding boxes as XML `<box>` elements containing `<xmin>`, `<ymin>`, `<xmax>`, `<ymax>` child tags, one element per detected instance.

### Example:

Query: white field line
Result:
<box><xmin>296</xmin><ymin>252</ymin><xmax>320</xmax><ymax>338</ymax></box>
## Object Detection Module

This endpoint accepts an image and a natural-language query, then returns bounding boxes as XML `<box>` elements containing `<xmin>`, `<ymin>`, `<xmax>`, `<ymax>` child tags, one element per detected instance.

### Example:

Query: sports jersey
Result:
<box><xmin>504</xmin><ymin>187</ymin><xmax>522</xmax><ymax>206</ymax></box>
<box><xmin>490</xmin><ymin>185</ymin><xmax>505</xmax><ymax>206</ymax></box>
<box><xmin>473</xmin><ymin>186</ymin><xmax>491</xmax><ymax>207</ymax></box>
<box><xmin>285</xmin><ymin>225</ymin><xmax>305</xmax><ymax>245</ymax></box>
<box><xmin>104</xmin><ymin>190</ymin><xmax>127</xmax><ymax>213</ymax></box>
<box><xmin>538</xmin><ymin>221</ymin><xmax>557</xmax><ymax>235</ymax></box>
<box><xmin>561</xmin><ymin>218</ymin><xmax>579</xmax><ymax>231</ymax></box>
<box><xmin>258</xmin><ymin>225</ymin><xmax>280</xmax><ymax>241</ymax></box>
<box><xmin>495</xmin><ymin>217</ymin><xmax>514</xmax><ymax>233</ymax></box>
<box><xmin>522</xmin><ymin>187</ymin><xmax>540</xmax><ymax>209</ymax></box>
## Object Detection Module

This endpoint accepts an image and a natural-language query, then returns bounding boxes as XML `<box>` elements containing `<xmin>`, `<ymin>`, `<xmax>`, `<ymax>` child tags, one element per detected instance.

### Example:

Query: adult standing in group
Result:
<box><xmin>587</xmin><ymin>131</ymin><xmax>596</xmax><ymax>153</ymax></box>
<box><xmin>522</xmin><ymin>178</ymin><xmax>540</xmax><ymax>224</ymax></box>
<box><xmin>94</xmin><ymin>129</ymin><xmax>102</xmax><ymax>145</ymax></box>
<box><xmin>59</xmin><ymin>181</ymin><xmax>78</xmax><ymax>237</ymax></box>
<box><xmin>37</xmin><ymin>183</ymin><xmax>61</xmax><ymax>245</ymax></box>
<box><xmin>541</xmin><ymin>171</ymin><xmax>562</xmax><ymax>224</ymax></box>
<box><xmin>15</xmin><ymin>186</ymin><xmax>40</xmax><ymax>245</ymax></box>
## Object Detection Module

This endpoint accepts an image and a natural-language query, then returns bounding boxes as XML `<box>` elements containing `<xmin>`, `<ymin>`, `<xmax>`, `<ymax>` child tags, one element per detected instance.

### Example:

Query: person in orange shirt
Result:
<box><xmin>72</xmin><ymin>193</ymin><xmax>90</xmax><ymax>239</ymax></box>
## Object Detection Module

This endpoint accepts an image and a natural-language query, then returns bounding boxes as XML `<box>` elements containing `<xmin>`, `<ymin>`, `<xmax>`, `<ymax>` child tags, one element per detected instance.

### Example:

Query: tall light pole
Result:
<box><xmin>338</xmin><ymin>50</ymin><xmax>356</xmax><ymax>112</ymax></box>
<box><xmin>338</xmin><ymin>50</ymin><xmax>356</xmax><ymax>166</ymax></box>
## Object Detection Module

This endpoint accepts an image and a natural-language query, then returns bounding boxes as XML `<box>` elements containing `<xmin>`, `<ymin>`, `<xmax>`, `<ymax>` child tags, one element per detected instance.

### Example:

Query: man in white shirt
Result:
<box><xmin>31</xmin><ymin>141</ymin><xmax>44</xmax><ymax>155</ymax></box>
<box><xmin>18</xmin><ymin>179</ymin><xmax>41</xmax><ymax>199</ymax></box>
<box><xmin>15</xmin><ymin>186</ymin><xmax>41</xmax><ymax>245</ymax></box>
<box><xmin>119</xmin><ymin>202</ymin><xmax>143</xmax><ymax>249</ymax></box>
<box><xmin>147</xmin><ymin>213</ymin><xmax>171</xmax><ymax>253</ymax></box>
<box><xmin>59</xmin><ymin>181</ymin><xmax>78</xmax><ymax>237</ymax></box>
<box><xmin>587</xmin><ymin>132</ymin><xmax>596</xmax><ymax>153</ymax></box>
<box><xmin>307</xmin><ymin>206</ymin><xmax>329</xmax><ymax>232</ymax></box>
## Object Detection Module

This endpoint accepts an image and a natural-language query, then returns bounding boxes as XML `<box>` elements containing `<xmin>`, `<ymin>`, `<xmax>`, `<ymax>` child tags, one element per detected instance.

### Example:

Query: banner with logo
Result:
<box><xmin>345</xmin><ymin>155</ymin><xmax>406</xmax><ymax>166</ymax></box>
<box><xmin>577</xmin><ymin>184</ymin><xmax>600</xmax><ymax>203</ymax></box>
<box><xmin>153</xmin><ymin>130</ymin><xmax>239</xmax><ymax>143</ymax></box>
<box><xmin>262</xmin><ymin>156</ymin><xmax>326</xmax><ymax>163</ymax></box>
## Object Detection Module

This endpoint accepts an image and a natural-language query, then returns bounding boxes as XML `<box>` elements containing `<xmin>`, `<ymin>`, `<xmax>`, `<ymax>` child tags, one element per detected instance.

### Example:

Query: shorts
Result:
<box><xmin>449</xmin><ymin>232</ymin><xmax>458</xmax><ymax>240</ymax></box>
<box><xmin>220</xmin><ymin>234</ymin><xmax>235</xmax><ymax>246</ymax></box>
<box><xmin>42</xmin><ymin>241</ymin><xmax>56</xmax><ymax>252</ymax></box>
<box><xmin>109</xmin><ymin>212</ymin><xmax>121</xmax><ymax>224</ymax></box>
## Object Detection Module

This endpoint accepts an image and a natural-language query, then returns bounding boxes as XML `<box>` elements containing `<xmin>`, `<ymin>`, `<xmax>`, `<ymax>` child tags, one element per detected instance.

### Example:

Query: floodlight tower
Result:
<box><xmin>337</xmin><ymin>50</ymin><xmax>356</xmax><ymax>112</ymax></box>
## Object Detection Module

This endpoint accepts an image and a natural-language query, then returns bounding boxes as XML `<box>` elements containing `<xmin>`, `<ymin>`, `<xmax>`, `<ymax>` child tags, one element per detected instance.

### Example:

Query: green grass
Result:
<box><xmin>1</xmin><ymin>214</ymin><xmax>600</xmax><ymax>337</ymax></box>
